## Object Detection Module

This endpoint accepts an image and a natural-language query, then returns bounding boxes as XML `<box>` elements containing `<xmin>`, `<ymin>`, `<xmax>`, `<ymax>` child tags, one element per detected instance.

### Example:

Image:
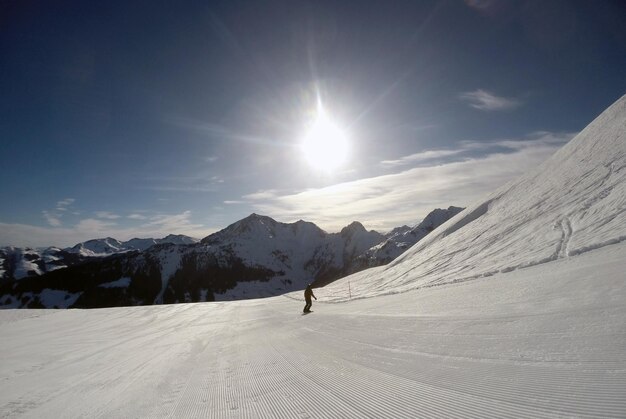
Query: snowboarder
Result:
<box><xmin>303</xmin><ymin>284</ymin><xmax>317</xmax><ymax>313</ymax></box>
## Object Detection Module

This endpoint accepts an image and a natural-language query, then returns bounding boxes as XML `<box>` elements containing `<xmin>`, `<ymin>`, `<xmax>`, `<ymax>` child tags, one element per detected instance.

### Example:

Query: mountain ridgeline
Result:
<box><xmin>0</xmin><ymin>207</ymin><xmax>463</xmax><ymax>308</ymax></box>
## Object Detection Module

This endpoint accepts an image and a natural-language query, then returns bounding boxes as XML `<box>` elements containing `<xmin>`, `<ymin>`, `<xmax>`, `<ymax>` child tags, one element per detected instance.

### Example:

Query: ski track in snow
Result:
<box><xmin>1</xmin><ymin>243</ymin><xmax>625</xmax><ymax>418</ymax></box>
<box><xmin>556</xmin><ymin>217</ymin><xmax>573</xmax><ymax>259</ymax></box>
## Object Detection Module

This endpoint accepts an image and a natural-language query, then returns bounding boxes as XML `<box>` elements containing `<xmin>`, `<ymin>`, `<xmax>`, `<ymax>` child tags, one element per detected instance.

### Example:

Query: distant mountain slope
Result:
<box><xmin>67</xmin><ymin>234</ymin><xmax>200</xmax><ymax>256</ymax></box>
<box><xmin>353</xmin><ymin>206</ymin><xmax>464</xmax><ymax>270</ymax></box>
<box><xmin>0</xmin><ymin>209</ymin><xmax>458</xmax><ymax>308</ymax></box>
<box><xmin>0</xmin><ymin>234</ymin><xmax>199</xmax><ymax>283</ymax></box>
<box><xmin>323</xmin><ymin>93</ymin><xmax>626</xmax><ymax>301</ymax></box>
<box><xmin>0</xmin><ymin>247</ymin><xmax>83</xmax><ymax>283</ymax></box>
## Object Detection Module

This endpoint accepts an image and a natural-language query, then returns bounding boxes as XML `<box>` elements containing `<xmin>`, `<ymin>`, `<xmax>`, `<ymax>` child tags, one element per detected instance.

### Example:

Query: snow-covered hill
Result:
<box><xmin>318</xmin><ymin>93</ymin><xmax>626</xmax><ymax>302</ymax></box>
<box><xmin>353</xmin><ymin>206</ymin><xmax>464</xmax><ymax>269</ymax></box>
<box><xmin>201</xmin><ymin>214</ymin><xmax>387</xmax><ymax>292</ymax></box>
<box><xmin>0</xmin><ymin>95</ymin><xmax>625</xmax><ymax>418</ymax></box>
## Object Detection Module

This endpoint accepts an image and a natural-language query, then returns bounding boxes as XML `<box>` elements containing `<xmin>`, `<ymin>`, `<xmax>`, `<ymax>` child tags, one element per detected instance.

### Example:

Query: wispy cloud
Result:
<box><xmin>381</xmin><ymin>149</ymin><xmax>464</xmax><ymax>167</ymax></box>
<box><xmin>1</xmin><ymin>211</ymin><xmax>215</xmax><ymax>247</ymax></box>
<box><xmin>42</xmin><ymin>198</ymin><xmax>76</xmax><ymax>226</ymax></box>
<box><xmin>464</xmin><ymin>0</ymin><xmax>498</xmax><ymax>11</ymax></box>
<box><xmin>76</xmin><ymin>218</ymin><xmax>118</xmax><ymax>232</ymax></box>
<box><xmin>224</xmin><ymin>200</ymin><xmax>245</xmax><ymax>205</ymax></box>
<box><xmin>380</xmin><ymin>131</ymin><xmax>573</xmax><ymax>169</ymax></box>
<box><xmin>56</xmin><ymin>198</ymin><xmax>75</xmax><ymax>211</ymax></box>
<box><xmin>42</xmin><ymin>211</ymin><xmax>62</xmax><ymax>227</ymax></box>
<box><xmin>168</xmin><ymin>116</ymin><xmax>286</xmax><ymax>147</ymax></box>
<box><xmin>95</xmin><ymin>211</ymin><xmax>121</xmax><ymax>220</ymax></box>
<box><xmin>243</xmin><ymin>190</ymin><xmax>278</xmax><ymax>200</ymax></box>
<box><xmin>128</xmin><ymin>214</ymin><xmax>147</xmax><ymax>220</ymax></box>
<box><xmin>140</xmin><ymin>173</ymin><xmax>226</xmax><ymax>193</ymax></box>
<box><xmin>144</xmin><ymin>211</ymin><xmax>202</xmax><ymax>232</ymax></box>
<box><xmin>459</xmin><ymin>89</ymin><xmax>522</xmax><ymax>111</ymax></box>
<box><xmin>245</xmin><ymin>132</ymin><xmax>574</xmax><ymax>232</ymax></box>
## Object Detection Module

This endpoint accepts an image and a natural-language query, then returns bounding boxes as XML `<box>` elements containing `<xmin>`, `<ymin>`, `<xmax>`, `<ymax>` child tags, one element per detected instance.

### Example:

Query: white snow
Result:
<box><xmin>0</xmin><ymin>94</ymin><xmax>625</xmax><ymax>417</ymax></box>
<box><xmin>66</xmin><ymin>235</ymin><xmax>199</xmax><ymax>257</ymax></box>
<box><xmin>68</xmin><ymin>237</ymin><xmax>128</xmax><ymax>257</ymax></box>
<box><xmin>154</xmin><ymin>246</ymin><xmax>183</xmax><ymax>304</ymax></box>
<box><xmin>214</xmin><ymin>277</ymin><xmax>296</xmax><ymax>301</ymax></box>
<box><xmin>99</xmin><ymin>277</ymin><xmax>132</xmax><ymax>288</ymax></box>
<box><xmin>0</xmin><ymin>243</ymin><xmax>624</xmax><ymax>417</ymax></box>
<box><xmin>13</xmin><ymin>249</ymin><xmax>42</xmax><ymax>279</ymax></box>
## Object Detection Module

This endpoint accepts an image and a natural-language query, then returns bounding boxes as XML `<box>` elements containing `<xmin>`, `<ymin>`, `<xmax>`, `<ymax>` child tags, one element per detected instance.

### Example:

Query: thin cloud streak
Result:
<box><xmin>381</xmin><ymin>149</ymin><xmax>464</xmax><ymax>167</ymax></box>
<box><xmin>459</xmin><ymin>89</ymin><xmax>522</xmax><ymax>111</ymax></box>
<box><xmin>464</xmin><ymin>0</ymin><xmax>499</xmax><ymax>11</ymax></box>
<box><xmin>43</xmin><ymin>198</ymin><xmax>77</xmax><ymax>227</ymax></box>
<box><xmin>0</xmin><ymin>211</ymin><xmax>214</xmax><ymax>248</ymax></box>
<box><xmin>56</xmin><ymin>198</ymin><xmax>75</xmax><ymax>211</ymax></box>
<box><xmin>247</xmin><ymin>132</ymin><xmax>573</xmax><ymax>232</ymax></box>
<box><xmin>167</xmin><ymin>116</ymin><xmax>290</xmax><ymax>147</ymax></box>
<box><xmin>381</xmin><ymin>131</ymin><xmax>574</xmax><ymax>168</ymax></box>
<box><xmin>96</xmin><ymin>211</ymin><xmax>121</xmax><ymax>220</ymax></box>
<box><xmin>42</xmin><ymin>211</ymin><xmax>62</xmax><ymax>227</ymax></box>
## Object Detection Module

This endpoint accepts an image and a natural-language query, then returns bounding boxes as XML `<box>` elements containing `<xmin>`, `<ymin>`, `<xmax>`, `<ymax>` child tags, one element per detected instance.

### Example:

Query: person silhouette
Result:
<box><xmin>303</xmin><ymin>284</ymin><xmax>317</xmax><ymax>313</ymax></box>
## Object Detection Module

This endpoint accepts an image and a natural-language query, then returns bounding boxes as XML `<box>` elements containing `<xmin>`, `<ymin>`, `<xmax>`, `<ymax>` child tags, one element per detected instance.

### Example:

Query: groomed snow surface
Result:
<box><xmin>1</xmin><ymin>242</ymin><xmax>625</xmax><ymax>418</ymax></box>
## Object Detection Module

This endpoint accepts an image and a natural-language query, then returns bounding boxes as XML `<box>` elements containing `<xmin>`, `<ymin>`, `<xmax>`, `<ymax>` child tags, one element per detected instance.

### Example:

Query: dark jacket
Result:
<box><xmin>304</xmin><ymin>285</ymin><xmax>316</xmax><ymax>301</ymax></box>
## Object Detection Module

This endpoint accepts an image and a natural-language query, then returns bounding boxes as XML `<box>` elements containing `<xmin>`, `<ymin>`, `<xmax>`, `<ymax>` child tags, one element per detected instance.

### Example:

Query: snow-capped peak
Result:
<box><xmin>66</xmin><ymin>234</ymin><xmax>200</xmax><ymax>256</ymax></box>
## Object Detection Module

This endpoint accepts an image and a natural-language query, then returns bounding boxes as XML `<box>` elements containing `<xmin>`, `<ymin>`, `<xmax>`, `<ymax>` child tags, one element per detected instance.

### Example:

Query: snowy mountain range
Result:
<box><xmin>0</xmin><ymin>234</ymin><xmax>199</xmax><ymax>283</ymax></box>
<box><xmin>68</xmin><ymin>234</ymin><xmax>200</xmax><ymax>256</ymax></box>
<box><xmin>352</xmin><ymin>206</ymin><xmax>463</xmax><ymax>271</ymax></box>
<box><xmin>0</xmin><ymin>208</ymin><xmax>462</xmax><ymax>308</ymax></box>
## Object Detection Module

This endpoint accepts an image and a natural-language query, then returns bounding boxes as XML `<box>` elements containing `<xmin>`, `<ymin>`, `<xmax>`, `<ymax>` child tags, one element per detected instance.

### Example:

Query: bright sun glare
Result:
<box><xmin>300</xmin><ymin>104</ymin><xmax>349</xmax><ymax>173</ymax></box>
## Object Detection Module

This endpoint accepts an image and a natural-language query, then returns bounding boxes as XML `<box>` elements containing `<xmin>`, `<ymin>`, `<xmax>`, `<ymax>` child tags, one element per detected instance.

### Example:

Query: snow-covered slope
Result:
<box><xmin>201</xmin><ymin>214</ymin><xmax>329</xmax><ymax>275</ymax></box>
<box><xmin>0</xmin><ymin>246</ymin><xmax>75</xmax><ymax>282</ymax></box>
<box><xmin>197</xmin><ymin>214</ymin><xmax>386</xmax><ymax>298</ymax></box>
<box><xmin>67</xmin><ymin>234</ymin><xmax>199</xmax><ymax>256</ymax></box>
<box><xmin>160</xmin><ymin>234</ymin><xmax>199</xmax><ymax>246</ymax></box>
<box><xmin>355</xmin><ymin>206</ymin><xmax>464</xmax><ymax>268</ymax></box>
<box><xmin>67</xmin><ymin>237</ymin><xmax>128</xmax><ymax>257</ymax></box>
<box><xmin>321</xmin><ymin>93</ymin><xmax>626</xmax><ymax>301</ymax></box>
<box><xmin>1</xmin><ymin>242</ymin><xmax>624</xmax><ymax>417</ymax></box>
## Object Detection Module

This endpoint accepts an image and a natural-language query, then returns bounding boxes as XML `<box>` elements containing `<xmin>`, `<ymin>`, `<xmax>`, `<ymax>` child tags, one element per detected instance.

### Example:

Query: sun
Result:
<box><xmin>300</xmin><ymin>105</ymin><xmax>349</xmax><ymax>173</ymax></box>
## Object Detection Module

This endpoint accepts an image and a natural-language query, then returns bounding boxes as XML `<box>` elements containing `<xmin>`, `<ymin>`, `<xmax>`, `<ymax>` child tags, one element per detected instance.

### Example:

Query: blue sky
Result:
<box><xmin>1</xmin><ymin>0</ymin><xmax>625</xmax><ymax>247</ymax></box>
